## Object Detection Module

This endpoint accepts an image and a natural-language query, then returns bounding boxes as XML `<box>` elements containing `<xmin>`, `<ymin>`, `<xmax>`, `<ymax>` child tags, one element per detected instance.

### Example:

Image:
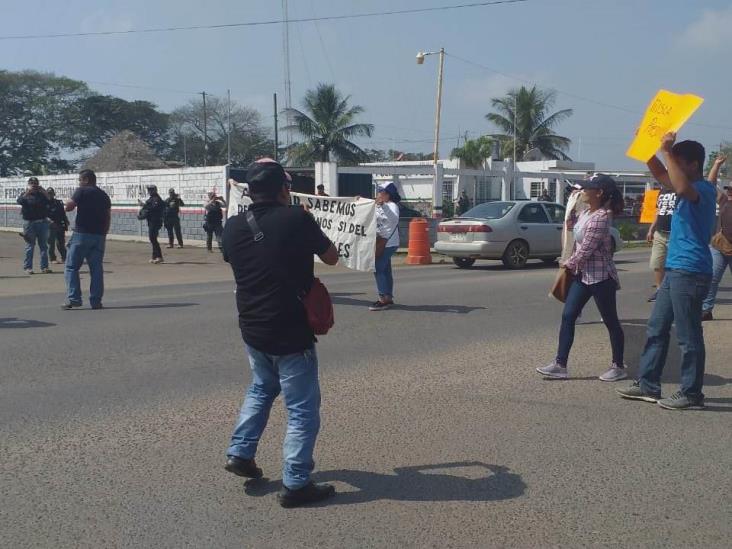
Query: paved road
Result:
<box><xmin>2</xmin><ymin>248</ymin><xmax>731</xmax><ymax>548</ymax></box>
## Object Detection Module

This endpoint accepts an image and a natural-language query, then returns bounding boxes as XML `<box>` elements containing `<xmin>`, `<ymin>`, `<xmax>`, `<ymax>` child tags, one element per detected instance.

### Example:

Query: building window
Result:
<box><xmin>530</xmin><ymin>181</ymin><xmax>544</xmax><ymax>199</ymax></box>
<box><xmin>442</xmin><ymin>180</ymin><xmax>455</xmax><ymax>203</ymax></box>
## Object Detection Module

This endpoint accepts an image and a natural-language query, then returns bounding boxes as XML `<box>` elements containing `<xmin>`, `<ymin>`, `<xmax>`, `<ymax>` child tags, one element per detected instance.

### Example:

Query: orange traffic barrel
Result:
<box><xmin>405</xmin><ymin>218</ymin><xmax>432</xmax><ymax>265</ymax></box>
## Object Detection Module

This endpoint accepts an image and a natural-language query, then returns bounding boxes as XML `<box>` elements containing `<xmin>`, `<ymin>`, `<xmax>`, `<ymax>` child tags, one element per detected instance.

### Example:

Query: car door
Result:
<box><xmin>541</xmin><ymin>203</ymin><xmax>566</xmax><ymax>255</ymax></box>
<box><xmin>516</xmin><ymin>203</ymin><xmax>552</xmax><ymax>254</ymax></box>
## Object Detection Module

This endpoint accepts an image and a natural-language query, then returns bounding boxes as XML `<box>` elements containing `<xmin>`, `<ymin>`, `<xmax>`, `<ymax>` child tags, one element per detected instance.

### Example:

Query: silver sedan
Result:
<box><xmin>435</xmin><ymin>201</ymin><xmax>623</xmax><ymax>269</ymax></box>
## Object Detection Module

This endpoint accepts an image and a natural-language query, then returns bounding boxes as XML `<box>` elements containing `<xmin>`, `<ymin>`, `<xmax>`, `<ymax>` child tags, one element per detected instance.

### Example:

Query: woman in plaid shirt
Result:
<box><xmin>537</xmin><ymin>175</ymin><xmax>627</xmax><ymax>382</ymax></box>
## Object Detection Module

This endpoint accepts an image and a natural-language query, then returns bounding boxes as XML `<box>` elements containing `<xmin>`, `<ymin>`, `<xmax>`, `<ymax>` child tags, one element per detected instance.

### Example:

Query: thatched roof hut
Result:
<box><xmin>83</xmin><ymin>131</ymin><xmax>167</xmax><ymax>172</ymax></box>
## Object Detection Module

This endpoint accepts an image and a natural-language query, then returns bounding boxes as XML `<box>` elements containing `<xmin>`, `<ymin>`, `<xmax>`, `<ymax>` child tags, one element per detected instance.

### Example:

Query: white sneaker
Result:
<box><xmin>599</xmin><ymin>365</ymin><xmax>628</xmax><ymax>382</ymax></box>
<box><xmin>536</xmin><ymin>362</ymin><xmax>568</xmax><ymax>379</ymax></box>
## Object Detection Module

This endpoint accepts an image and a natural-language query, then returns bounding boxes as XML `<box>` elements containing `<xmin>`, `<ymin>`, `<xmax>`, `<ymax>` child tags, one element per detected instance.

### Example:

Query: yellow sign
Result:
<box><xmin>626</xmin><ymin>90</ymin><xmax>704</xmax><ymax>162</ymax></box>
<box><xmin>639</xmin><ymin>189</ymin><xmax>660</xmax><ymax>224</ymax></box>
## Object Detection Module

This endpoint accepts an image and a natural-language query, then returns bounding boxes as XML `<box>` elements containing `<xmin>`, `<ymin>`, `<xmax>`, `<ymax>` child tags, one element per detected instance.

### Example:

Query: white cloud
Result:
<box><xmin>678</xmin><ymin>5</ymin><xmax>732</xmax><ymax>52</ymax></box>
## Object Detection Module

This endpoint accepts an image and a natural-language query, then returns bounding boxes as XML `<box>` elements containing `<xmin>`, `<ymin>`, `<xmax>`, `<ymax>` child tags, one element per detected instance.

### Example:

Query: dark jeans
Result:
<box><xmin>165</xmin><ymin>217</ymin><xmax>183</xmax><ymax>247</ymax></box>
<box><xmin>206</xmin><ymin>223</ymin><xmax>223</xmax><ymax>251</ymax></box>
<box><xmin>148</xmin><ymin>223</ymin><xmax>163</xmax><ymax>259</ymax></box>
<box><xmin>556</xmin><ymin>277</ymin><xmax>624</xmax><ymax>367</ymax></box>
<box><xmin>48</xmin><ymin>225</ymin><xmax>67</xmax><ymax>261</ymax></box>
<box><xmin>638</xmin><ymin>270</ymin><xmax>711</xmax><ymax>398</ymax></box>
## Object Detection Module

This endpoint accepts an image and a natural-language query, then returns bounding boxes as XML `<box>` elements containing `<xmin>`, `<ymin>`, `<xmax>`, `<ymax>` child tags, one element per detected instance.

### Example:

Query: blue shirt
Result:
<box><xmin>665</xmin><ymin>180</ymin><xmax>716</xmax><ymax>274</ymax></box>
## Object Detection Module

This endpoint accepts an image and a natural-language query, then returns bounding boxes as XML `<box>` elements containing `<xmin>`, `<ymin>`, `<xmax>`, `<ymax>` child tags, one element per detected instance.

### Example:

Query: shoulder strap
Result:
<box><xmin>245</xmin><ymin>210</ymin><xmax>265</xmax><ymax>242</ymax></box>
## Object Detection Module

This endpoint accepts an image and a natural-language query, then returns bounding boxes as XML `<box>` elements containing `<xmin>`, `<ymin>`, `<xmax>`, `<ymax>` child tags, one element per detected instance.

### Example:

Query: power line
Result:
<box><xmin>0</xmin><ymin>1</ymin><xmax>531</xmax><ymax>41</ymax></box>
<box><xmin>446</xmin><ymin>52</ymin><xmax>732</xmax><ymax>132</ymax></box>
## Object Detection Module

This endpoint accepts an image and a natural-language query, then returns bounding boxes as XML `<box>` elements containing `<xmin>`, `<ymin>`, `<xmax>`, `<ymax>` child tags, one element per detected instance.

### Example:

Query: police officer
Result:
<box><xmin>164</xmin><ymin>188</ymin><xmax>185</xmax><ymax>248</ymax></box>
<box><xmin>46</xmin><ymin>187</ymin><xmax>70</xmax><ymax>264</ymax></box>
<box><xmin>138</xmin><ymin>185</ymin><xmax>166</xmax><ymax>263</ymax></box>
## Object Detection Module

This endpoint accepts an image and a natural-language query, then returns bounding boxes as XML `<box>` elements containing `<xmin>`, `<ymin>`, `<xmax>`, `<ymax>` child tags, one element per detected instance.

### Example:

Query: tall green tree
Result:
<box><xmin>450</xmin><ymin>136</ymin><xmax>494</xmax><ymax>168</ymax></box>
<box><xmin>283</xmin><ymin>83</ymin><xmax>374</xmax><ymax>165</ymax></box>
<box><xmin>486</xmin><ymin>85</ymin><xmax>573</xmax><ymax>161</ymax></box>
<box><xmin>74</xmin><ymin>95</ymin><xmax>170</xmax><ymax>154</ymax></box>
<box><xmin>0</xmin><ymin>70</ymin><xmax>89</xmax><ymax>176</ymax></box>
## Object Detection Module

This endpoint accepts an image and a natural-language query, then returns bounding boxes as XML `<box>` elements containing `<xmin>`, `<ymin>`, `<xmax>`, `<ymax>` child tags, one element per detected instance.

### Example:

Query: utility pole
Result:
<box><xmin>282</xmin><ymin>0</ymin><xmax>293</xmax><ymax>146</ymax></box>
<box><xmin>432</xmin><ymin>47</ymin><xmax>445</xmax><ymax>164</ymax></box>
<box><xmin>227</xmin><ymin>89</ymin><xmax>232</xmax><ymax>165</ymax></box>
<box><xmin>273</xmin><ymin>92</ymin><xmax>279</xmax><ymax>162</ymax></box>
<box><xmin>183</xmin><ymin>134</ymin><xmax>187</xmax><ymax>167</ymax></box>
<box><xmin>201</xmin><ymin>91</ymin><xmax>208</xmax><ymax>167</ymax></box>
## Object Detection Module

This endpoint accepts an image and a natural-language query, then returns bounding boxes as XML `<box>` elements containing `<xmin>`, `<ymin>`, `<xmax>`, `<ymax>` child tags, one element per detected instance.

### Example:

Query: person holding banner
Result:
<box><xmin>702</xmin><ymin>154</ymin><xmax>731</xmax><ymax>321</ymax></box>
<box><xmin>370</xmin><ymin>182</ymin><xmax>401</xmax><ymax>311</ymax></box>
<box><xmin>645</xmin><ymin>187</ymin><xmax>677</xmax><ymax>302</ymax></box>
<box><xmin>222</xmin><ymin>158</ymin><xmax>340</xmax><ymax>508</ymax></box>
<box><xmin>617</xmin><ymin>134</ymin><xmax>716</xmax><ymax>410</ymax></box>
<box><xmin>537</xmin><ymin>174</ymin><xmax>626</xmax><ymax>382</ymax></box>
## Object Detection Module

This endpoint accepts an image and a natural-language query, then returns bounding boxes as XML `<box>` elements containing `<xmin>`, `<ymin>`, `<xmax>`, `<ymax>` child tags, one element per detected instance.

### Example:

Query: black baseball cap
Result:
<box><xmin>28</xmin><ymin>176</ymin><xmax>39</xmax><ymax>184</ymax></box>
<box><xmin>579</xmin><ymin>174</ymin><xmax>617</xmax><ymax>193</ymax></box>
<box><xmin>246</xmin><ymin>158</ymin><xmax>291</xmax><ymax>193</ymax></box>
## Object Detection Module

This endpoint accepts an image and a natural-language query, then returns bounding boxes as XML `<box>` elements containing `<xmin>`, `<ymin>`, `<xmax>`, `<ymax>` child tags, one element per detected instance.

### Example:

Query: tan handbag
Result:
<box><xmin>549</xmin><ymin>267</ymin><xmax>575</xmax><ymax>303</ymax></box>
<box><xmin>711</xmin><ymin>231</ymin><xmax>732</xmax><ymax>256</ymax></box>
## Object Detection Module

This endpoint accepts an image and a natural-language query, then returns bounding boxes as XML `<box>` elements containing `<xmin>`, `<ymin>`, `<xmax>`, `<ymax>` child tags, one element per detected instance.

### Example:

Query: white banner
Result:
<box><xmin>227</xmin><ymin>183</ymin><xmax>377</xmax><ymax>272</ymax></box>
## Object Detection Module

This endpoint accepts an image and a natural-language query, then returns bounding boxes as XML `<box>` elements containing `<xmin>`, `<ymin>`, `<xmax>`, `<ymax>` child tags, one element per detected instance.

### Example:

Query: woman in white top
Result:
<box><xmin>370</xmin><ymin>182</ymin><xmax>401</xmax><ymax>311</ymax></box>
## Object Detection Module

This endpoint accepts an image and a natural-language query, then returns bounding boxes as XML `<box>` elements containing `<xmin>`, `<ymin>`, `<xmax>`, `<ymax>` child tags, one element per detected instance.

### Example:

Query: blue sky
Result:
<box><xmin>2</xmin><ymin>0</ymin><xmax>731</xmax><ymax>169</ymax></box>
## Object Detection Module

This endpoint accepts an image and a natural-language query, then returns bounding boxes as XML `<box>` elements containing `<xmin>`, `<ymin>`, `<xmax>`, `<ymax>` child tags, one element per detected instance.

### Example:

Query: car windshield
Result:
<box><xmin>460</xmin><ymin>202</ymin><xmax>515</xmax><ymax>219</ymax></box>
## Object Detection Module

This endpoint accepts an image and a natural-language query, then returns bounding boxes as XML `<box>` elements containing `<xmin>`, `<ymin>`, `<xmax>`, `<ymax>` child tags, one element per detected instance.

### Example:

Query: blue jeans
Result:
<box><xmin>64</xmin><ymin>232</ymin><xmax>106</xmax><ymax>306</ymax></box>
<box><xmin>227</xmin><ymin>345</ymin><xmax>321</xmax><ymax>490</ymax></box>
<box><xmin>23</xmin><ymin>220</ymin><xmax>49</xmax><ymax>271</ymax></box>
<box><xmin>374</xmin><ymin>246</ymin><xmax>397</xmax><ymax>298</ymax></box>
<box><xmin>556</xmin><ymin>277</ymin><xmax>624</xmax><ymax>367</ymax></box>
<box><xmin>702</xmin><ymin>246</ymin><xmax>732</xmax><ymax>312</ymax></box>
<box><xmin>638</xmin><ymin>270</ymin><xmax>711</xmax><ymax>398</ymax></box>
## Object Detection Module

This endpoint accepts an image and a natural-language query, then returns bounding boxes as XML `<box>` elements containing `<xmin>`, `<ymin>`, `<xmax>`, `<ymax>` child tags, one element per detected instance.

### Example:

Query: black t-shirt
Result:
<box><xmin>222</xmin><ymin>202</ymin><xmax>332</xmax><ymax>355</ymax></box>
<box><xmin>17</xmin><ymin>191</ymin><xmax>50</xmax><ymax>221</ymax></box>
<box><xmin>72</xmin><ymin>186</ymin><xmax>111</xmax><ymax>235</ymax></box>
<box><xmin>656</xmin><ymin>189</ymin><xmax>677</xmax><ymax>233</ymax></box>
<box><xmin>144</xmin><ymin>195</ymin><xmax>166</xmax><ymax>225</ymax></box>
<box><xmin>205</xmin><ymin>200</ymin><xmax>224</xmax><ymax>225</ymax></box>
<box><xmin>48</xmin><ymin>199</ymin><xmax>68</xmax><ymax>227</ymax></box>
<box><xmin>164</xmin><ymin>196</ymin><xmax>184</xmax><ymax>219</ymax></box>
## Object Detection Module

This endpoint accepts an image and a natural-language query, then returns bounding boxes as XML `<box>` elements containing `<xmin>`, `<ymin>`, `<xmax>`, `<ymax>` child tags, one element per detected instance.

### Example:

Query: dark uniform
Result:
<box><xmin>47</xmin><ymin>194</ymin><xmax>70</xmax><ymax>262</ymax></box>
<box><xmin>164</xmin><ymin>193</ymin><xmax>185</xmax><ymax>248</ymax></box>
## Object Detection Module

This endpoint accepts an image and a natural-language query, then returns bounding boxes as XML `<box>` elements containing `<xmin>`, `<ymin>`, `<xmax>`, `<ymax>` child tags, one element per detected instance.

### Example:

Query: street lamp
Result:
<box><xmin>416</xmin><ymin>48</ymin><xmax>445</xmax><ymax>165</ymax></box>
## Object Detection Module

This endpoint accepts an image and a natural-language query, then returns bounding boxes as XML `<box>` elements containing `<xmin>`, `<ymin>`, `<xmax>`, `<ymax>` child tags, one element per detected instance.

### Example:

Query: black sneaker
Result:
<box><xmin>701</xmin><ymin>310</ymin><xmax>713</xmax><ymax>322</ymax></box>
<box><xmin>647</xmin><ymin>291</ymin><xmax>657</xmax><ymax>303</ymax></box>
<box><xmin>369</xmin><ymin>300</ymin><xmax>392</xmax><ymax>311</ymax></box>
<box><xmin>616</xmin><ymin>381</ymin><xmax>661</xmax><ymax>403</ymax></box>
<box><xmin>91</xmin><ymin>303</ymin><xmax>104</xmax><ymax>310</ymax></box>
<box><xmin>657</xmin><ymin>391</ymin><xmax>705</xmax><ymax>410</ymax></box>
<box><xmin>224</xmin><ymin>456</ymin><xmax>263</xmax><ymax>479</ymax></box>
<box><xmin>61</xmin><ymin>301</ymin><xmax>82</xmax><ymax>310</ymax></box>
<box><xmin>277</xmin><ymin>482</ymin><xmax>335</xmax><ymax>508</ymax></box>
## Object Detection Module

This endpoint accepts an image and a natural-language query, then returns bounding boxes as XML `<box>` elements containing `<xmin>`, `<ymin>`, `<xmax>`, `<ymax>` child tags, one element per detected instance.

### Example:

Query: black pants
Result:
<box><xmin>47</xmin><ymin>226</ymin><xmax>67</xmax><ymax>261</ymax></box>
<box><xmin>165</xmin><ymin>218</ymin><xmax>183</xmax><ymax>247</ymax></box>
<box><xmin>206</xmin><ymin>224</ymin><xmax>223</xmax><ymax>251</ymax></box>
<box><xmin>148</xmin><ymin>224</ymin><xmax>163</xmax><ymax>259</ymax></box>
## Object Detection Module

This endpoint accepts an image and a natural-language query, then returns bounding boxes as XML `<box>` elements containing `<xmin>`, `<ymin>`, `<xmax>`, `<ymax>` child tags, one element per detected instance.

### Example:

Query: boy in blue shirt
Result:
<box><xmin>617</xmin><ymin>132</ymin><xmax>716</xmax><ymax>410</ymax></box>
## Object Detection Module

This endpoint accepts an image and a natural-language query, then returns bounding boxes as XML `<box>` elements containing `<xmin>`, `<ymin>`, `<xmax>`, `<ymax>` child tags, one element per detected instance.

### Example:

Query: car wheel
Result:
<box><xmin>502</xmin><ymin>240</ymin><xmax>529</xmax><ymax>269</ymax></box>
<box><xmin>452</xmin><ymin>257</ymin><xmax>476</xmax><ymax>269</ymax></box>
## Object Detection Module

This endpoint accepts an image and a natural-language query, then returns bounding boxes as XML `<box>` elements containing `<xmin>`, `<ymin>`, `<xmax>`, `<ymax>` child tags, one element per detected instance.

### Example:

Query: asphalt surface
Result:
<box><xmin>1</xmin><ymin>247</ymin><xmax>731</xmax><ymax>548</ymax></box>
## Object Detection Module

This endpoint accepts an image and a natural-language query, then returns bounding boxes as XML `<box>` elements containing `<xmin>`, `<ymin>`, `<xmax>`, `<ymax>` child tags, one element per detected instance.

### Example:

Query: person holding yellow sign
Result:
<box><xmin>617</xmin><ymin>133</ymin><xmax>716</xmax><ymax>410</ymax></box>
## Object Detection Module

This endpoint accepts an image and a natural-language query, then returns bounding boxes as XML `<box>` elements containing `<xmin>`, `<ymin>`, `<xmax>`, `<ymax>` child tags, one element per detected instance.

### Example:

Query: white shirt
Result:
<box><xmin>376</xmin><ymin>201</ymin><xmax>400</xmax><ymax>248</ymax></box>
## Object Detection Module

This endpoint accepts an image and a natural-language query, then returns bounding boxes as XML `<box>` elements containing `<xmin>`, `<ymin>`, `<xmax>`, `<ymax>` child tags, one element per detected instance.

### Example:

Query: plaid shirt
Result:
<box><xmin>564</xmin><ymin>209</ymin><xmax>619</xmax><ymax>287</ymax></box>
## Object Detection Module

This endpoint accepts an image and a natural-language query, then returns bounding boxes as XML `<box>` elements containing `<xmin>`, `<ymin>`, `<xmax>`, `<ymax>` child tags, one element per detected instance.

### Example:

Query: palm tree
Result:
<box><xmin>284</xmin><ymin>83</ymin><xmax>374</xmax><ymax>165</ymax></box>
<box><xmin>450</xmin><ymin>136</ymin><xmax>494</xmax><ymax>168</ymax></box>
<box><xmin>486</xmin><ymin>86</ymin><xmax>573</xmax><ymax>161</ymax></box>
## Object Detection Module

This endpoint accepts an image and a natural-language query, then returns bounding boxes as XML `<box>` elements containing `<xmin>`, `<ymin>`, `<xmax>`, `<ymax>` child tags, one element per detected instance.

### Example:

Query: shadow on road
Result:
<box><xmin>97</xmin><ymin>302</ymin><xmax>199</xmax><ymax>310</ymax></box>
<box><xmin>331</xmin><ymin>295</ymin><xmax>485</xmax><ymax>314</ymax></box>
<box><xmin>243</xmin><ymin>461</ymin><xmax>526</xmax><ymax>506</ymax></box>
<box><xmin>0</xmin><ymin>317</ymin><xmax>55</xmax><ymax>329</ymax></box>
<box><xmin>579</xmin><ymin>318</ymin><xmax>732</xmax><ymax>389</ymax></box>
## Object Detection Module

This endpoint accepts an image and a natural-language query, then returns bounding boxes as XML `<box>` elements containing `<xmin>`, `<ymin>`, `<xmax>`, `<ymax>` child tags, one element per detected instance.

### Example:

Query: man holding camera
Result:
<box><xmin>47</xmin><ymin>187</ymin><xmax>70</xmax><ymax>264</ymax></box>
<box><xmin>16</xmin><ymin>176</ymin><xmax>52</xmax><ymax>275</ymax></box>
<box><xmin>222</xmin><ymin>158</ymin><xmax>339</xmax><ymax>508</ymax></box>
